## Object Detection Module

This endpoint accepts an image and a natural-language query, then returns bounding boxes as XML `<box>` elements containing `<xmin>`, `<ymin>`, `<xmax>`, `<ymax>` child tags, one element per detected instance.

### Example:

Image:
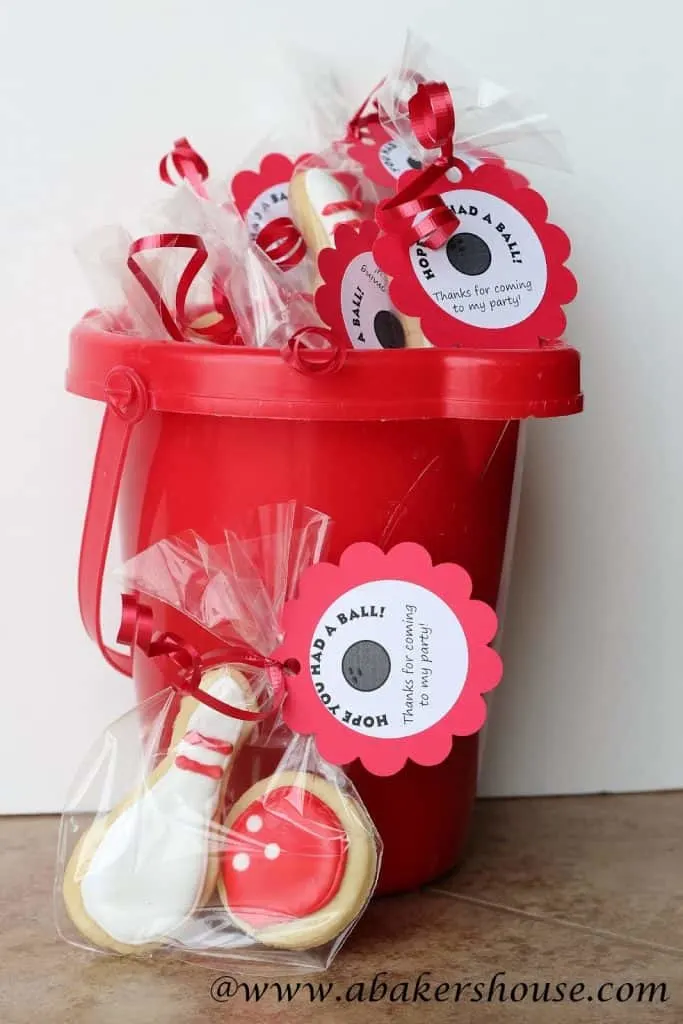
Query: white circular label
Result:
<box><xmin>309</xmin><ymin>580</ymin><xmax>468</xmax><ymax>739</ymax></box>
<box><xmin>340</xmin><ymin>253</ymin><xmax>405</xmax><ymax>349</ymax></box>
<box><xmin>378</xmin><ymin>142</ymin><xmax>483</xmax><ymax>181</ymax></box>
<box><xmin>245</xmin><ymin>182</ymin><xmax>290</xmax><ymax>240</ymax></box>
<box><xmin>378</xmin><ymin>138</ymin><xmax>422</xmax><ymax>179</ymax></box>
<box><xmin>409</xmin><ymin>188</ymin><xmax>548</xmax><ymax>329</ymax></box>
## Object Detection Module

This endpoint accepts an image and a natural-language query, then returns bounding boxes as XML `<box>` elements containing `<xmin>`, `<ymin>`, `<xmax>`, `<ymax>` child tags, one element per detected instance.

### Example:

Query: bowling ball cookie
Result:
<box><xmin>219</xmin><ymin>770</ymin><xmax>379</xmax><ymax>949</ymax></box>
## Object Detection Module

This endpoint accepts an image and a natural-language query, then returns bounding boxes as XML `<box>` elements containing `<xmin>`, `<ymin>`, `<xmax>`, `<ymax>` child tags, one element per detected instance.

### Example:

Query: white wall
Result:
<box><xmin>1</xmin><ymin>1</ymin><xmax>681</xmax><ymax>812</ymax></box>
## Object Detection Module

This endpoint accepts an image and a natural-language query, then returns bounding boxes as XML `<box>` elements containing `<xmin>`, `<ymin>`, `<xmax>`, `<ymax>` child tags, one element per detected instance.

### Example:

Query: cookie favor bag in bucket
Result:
<box><xmin>55</xmin><ymin>506</ymin><xmax>381</xmax><ymax>970</ymax></box>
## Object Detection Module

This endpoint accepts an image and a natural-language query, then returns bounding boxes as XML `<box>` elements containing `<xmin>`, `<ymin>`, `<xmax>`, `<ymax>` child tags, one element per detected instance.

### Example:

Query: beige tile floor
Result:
<box><xmin>2</xmin><ymin>794</ymin><xmax>682</xmax><ymax>1023</ymax></box>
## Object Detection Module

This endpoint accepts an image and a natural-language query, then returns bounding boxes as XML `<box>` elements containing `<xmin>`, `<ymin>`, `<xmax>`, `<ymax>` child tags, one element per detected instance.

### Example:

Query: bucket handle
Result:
<box><xmin>78</xmin><ymin>367</ymin><xmax>149</xmax><ymax>677</ymax></box>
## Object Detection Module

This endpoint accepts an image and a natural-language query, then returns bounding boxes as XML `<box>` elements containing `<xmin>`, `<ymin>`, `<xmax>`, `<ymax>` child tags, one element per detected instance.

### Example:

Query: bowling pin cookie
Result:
<box><xmin>219</xmin><ymin>770</ymin><xmax>378</xmax><ymax>950</ymax></box>
<box><xmin>288</xmin><ymin>168</ymin><xmax>364</xmax><ymax>259</ymax></box>
<box><xmin>63</xmin><ymin>666</ymin><xmax>256</xmax><ymax>954</ymax></box>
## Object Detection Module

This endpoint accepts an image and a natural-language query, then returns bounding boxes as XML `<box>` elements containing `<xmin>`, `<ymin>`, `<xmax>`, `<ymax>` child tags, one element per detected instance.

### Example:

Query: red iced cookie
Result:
<box><xmin>219</xmin><ymin>771</ymin><xmax>378</xmax><ymax>949</ymax></box>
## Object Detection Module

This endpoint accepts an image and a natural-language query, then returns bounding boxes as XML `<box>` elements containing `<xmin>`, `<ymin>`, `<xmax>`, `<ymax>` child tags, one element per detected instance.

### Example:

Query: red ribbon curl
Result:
<box><xmin>377</xmin><ymin>81</ymin><xmax>461</xmax><ymax>250</ymax></box>
<box><xmin>117</xmin><ymin>594</ymin><xmax>284</xmax><ymax>722</ymax></box>
<box><xmin>282</xmin><ymin>326</ymin><xmax>348</xmax><ymax>376</ymax></box>
<box><xmin>160</xmin><ymin>137</ymin><xmax>210</xmax><ymax>199</ymax></box>
<box><xmin>127</xmin><ymin>233</ymin><xmax>239</xmax><ymax>345</ymax></box>
<box><xmin>255</xmin><ymin>217</ymin><xmax>307</xmax><ymax>271</ymax></box>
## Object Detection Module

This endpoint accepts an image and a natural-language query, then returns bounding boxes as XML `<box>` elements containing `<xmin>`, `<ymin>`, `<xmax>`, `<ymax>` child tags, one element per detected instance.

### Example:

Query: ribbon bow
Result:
<box><xmin>127</xmin><ymin>233</ymin><xmax>240</xmax><ymax>345</ymax></box>
<box><xmin>376</xmin><ymin>81</ymin><xmax>460</xmax><ymax>250</ymax></box>
<box><xmin>117</xmin><ymin>594</ymin><xmax>284</xmax><ymax>722</ymax></box>
<box><xmin>160</xmin><ymin>137</ymin><xmax>210</xmax><ymax>199</ymax></box>
<box><xmin>127</xmin><ymin>235</ymin><xmax>347</xmax><ymax>373</ymax></box>
<box><xmin>254</xmin><ymin>217</ymin><xmax>307</xmax><ymax>272</ymax></box>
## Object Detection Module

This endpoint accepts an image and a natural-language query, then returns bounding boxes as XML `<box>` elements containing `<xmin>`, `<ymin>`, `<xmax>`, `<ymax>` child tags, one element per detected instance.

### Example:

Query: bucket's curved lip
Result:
<box><xmin>66</xmin><ymin>317</ymin><xmax>583</xmax><ymax>422</ymax></box>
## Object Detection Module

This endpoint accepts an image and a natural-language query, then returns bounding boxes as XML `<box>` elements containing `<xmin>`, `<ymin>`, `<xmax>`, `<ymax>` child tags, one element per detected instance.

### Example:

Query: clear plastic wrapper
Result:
<box><xmin>284</xmin><ymin>146</ymin><xmax>380</xmax><ymax>295</ymax></box>
<box><xmin>191</xmin><ymin>181</ymin><xmax>321</xmax><ymax>350</ymax></box>
<box><xmin>285</xmin><ymin>45</ymin><xmax>360</xmax><ymax>155</ymax></box>
<box><xmin>56</xmin><ymin>504</ymin><xmax>382</xmax><ymax>970</ymax></box>
<box><xmin>75</xmin><ymin>225</ymin><xmax>161</xmax><ymax>338</ymax></box>
<box><xmin>338</xmin><ymin>32</ymin><xmax>569</xmax><ymax>196</ymax></box>
<box><xmin>228</xmin><ymin>139</ymin><xmax>379</xmax><ymax>300</ymax></box>
<box><xmin>75</xmin><ymin>186</ymin><xmax>241</xmax><ymax>344</ymax></box>
<box><xmin>75</xmin><ymin>183</ymin><xmax>327</xmax><ymax>350</ymax></box>
<box><xmin>226</xmin><ymin>138</ymin><xmax>317</xmax><ymax>293</ymax></box>
<box><xmin>374</xmin><ymin>32</ymin><xmax>569</xmax><ymax>173</ymax></box>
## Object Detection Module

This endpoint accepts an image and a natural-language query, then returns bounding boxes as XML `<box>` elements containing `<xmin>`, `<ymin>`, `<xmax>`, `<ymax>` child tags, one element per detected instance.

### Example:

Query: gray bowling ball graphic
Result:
<box><xmin>341</xmin><ymin>640</ymin><xmax>391</xmax><ymax>692</ymax></box>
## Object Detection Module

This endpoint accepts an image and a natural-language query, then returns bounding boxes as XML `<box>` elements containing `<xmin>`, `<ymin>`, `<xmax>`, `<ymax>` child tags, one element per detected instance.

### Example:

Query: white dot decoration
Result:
<box><xmin>246</xmin><ymin>815</ymin><xmax>263</xmax><ymax>833</ymax></box>
<box><xmin>264</xmin><ymin>843</ymin><xmax>280</xmax><ymax>861</ymax></box>
<box><xmin>232</xmin><ymin>853</ymin><xmax>250</xmax><ymax>872</ymax></box>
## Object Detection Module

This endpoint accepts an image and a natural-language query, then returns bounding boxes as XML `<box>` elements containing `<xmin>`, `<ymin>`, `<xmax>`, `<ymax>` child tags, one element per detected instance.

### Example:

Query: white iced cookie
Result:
<box><xmin>218</xmin><ymin>770</ymin><xmax>378</xmax><ymax>950</ymax></box>
<box><xmin>63</xmin><ymin>666</ymin><xmax>256</xmax><ymax>954</ymax></box>
<box><xmin>289</xmin><ymin>168</ymin><xmax>362</xmax><ymax>258</ymax></box>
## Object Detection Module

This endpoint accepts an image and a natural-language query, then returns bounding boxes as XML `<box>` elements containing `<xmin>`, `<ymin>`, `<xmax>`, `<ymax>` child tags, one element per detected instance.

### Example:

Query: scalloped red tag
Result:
<box><xmin>374</xmin><ymin>162</ymin><xmax>577</xmax><ymax>348</ymax></box>
<box><xmin>231</xmin><ymin>153</ymin><xmax>299</xmax><ymax>243</ymax></box>
<box><xmin>276</xmin><ymin>542</ymin><xmax>502</xmax><ymax>777</ymax></box>
<box><xmin>347</xmin><ymin>121</ymin><xmax>424</xmax><ymax>190</ymax></box>
<box><xmin>315</xmin><ymin>221</ymin><xmax>407</xmax><ymax>349</ymax></box>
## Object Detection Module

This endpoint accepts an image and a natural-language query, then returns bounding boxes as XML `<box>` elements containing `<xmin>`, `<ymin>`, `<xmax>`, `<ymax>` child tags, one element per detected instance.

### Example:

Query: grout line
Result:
<box><xmin>426</xmin><ymin>888</ymin><xmax>683</xmax><ymax>960</ymax></box>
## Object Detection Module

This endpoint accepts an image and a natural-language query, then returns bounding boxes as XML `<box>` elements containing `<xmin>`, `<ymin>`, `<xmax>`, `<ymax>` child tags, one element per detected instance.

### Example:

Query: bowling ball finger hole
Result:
<box><xmin>446</xmin><ymin>232</ymin><xmax>492</xmax><ymax>276</ymax></box>
<box><xmin>282</xmin><ymin>658</ymin><xmax>301</xmax><ymax>676</ymax></box>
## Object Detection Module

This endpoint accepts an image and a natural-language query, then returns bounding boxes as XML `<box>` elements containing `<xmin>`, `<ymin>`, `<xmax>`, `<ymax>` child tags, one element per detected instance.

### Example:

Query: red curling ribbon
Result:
<box><xmin>160</xmin><ymin>137</ymin><xmax>210</xmax><ymax>199</ymax></box>
<box><xmin>117</xmin><ymin>593</ymin><xmax>203</xmax><ymax>691</ymax></box>
<box><xmin>376</xmin><ymin>81</ymin><xmax>460</xmax><ymax>250</ymax></box>
<box><xmin>282</xmin><ymin>326</ymin><xmax>348</xmax><ymax>376</ymax></box>
<box><xmin>255</xmin><ymin>217</ymin><xmax>307</xmax><ymax>271</ymax></box>
<box><xmin>408</xmin><ymin>81</ymin><xmax>455</xmax><ymax>161</ymax></box>
<box><xmin>346</xmin><ymin>79</ymin><xmax>384</xmax><ymax>140</ymax></box>
<box><xmin>127</xmin><ymin>233</ymin><xmax>239</xmax><ymax>345</ymax></box>
<box><xmin>117</xmin><ymin>594</ymin><xmax>285</xmax><ymax>722</ymax></box>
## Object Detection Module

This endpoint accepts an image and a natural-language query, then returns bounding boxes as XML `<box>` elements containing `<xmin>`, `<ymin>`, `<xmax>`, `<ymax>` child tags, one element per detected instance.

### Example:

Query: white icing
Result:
<box><xmin>246</xmin><ymin>815</ymin><xmax>263</xmax><ymax>833</ymax></box>
<box><xmin>264</xmin><ymin>843</ymin><xmax>280</xmax><ymax>861</ymax></box>
<box><xmin>80</xmin><ymin>669</ymin><xmax>250</xmax><ymax>946</ymax></box>
<box><xmin>232</xmin><ymin>853</ymin><xmax>250</xmax><ymax>872</ymax></box>
<box><xmin>303</xmin><ymin>169</ymin><xmax>359</xmax><ymax>238</ymax></box>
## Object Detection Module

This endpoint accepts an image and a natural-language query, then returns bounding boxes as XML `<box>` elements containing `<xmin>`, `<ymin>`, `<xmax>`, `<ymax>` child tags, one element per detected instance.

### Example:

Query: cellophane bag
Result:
<box><xmin>74</xmin><ymin>176</ymin><xmax>323</xmax><ymax>350</ymax></box>
<box><xmin>74</xmin><ymin>184</ymin><xmax>241</xmax><ymax>344</ymax></box>
<box><xmin>176</xmin><ymin>180</ymin><xmax>322</xmax><ymax>351</ymax></box>
<box><xmin>346</xmin><ymin>31</ymin><xmax>569</xmax><ymax>186</ymax></box>
<box><xmin>55</xmin><ymin>504</ymin><xmax>382</xmax><ymax>971</ymax></box>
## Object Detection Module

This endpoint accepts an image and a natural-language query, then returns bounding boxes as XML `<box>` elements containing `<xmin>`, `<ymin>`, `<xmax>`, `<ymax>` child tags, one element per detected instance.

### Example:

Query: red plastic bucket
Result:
<box><xmin>67</xmin><ymin>319</ymin><xmax>582</xmax><ymax>895</ymax></box>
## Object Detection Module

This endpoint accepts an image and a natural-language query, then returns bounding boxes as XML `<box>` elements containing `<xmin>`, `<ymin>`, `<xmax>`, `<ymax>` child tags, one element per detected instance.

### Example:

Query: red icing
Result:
<box><xmin>222</xmin><ymin>786</ymin><xmax>348</xmax><ymax>929</ymax></box>
<box><xmin>175</xmin><ymin>755</ymin><xmax>223</xmax><ymax>780</ymax></box>
<box><xmin>184</xmin><ymin>731</ymin><xmax>234</xmax><ymax>756</ymax></box>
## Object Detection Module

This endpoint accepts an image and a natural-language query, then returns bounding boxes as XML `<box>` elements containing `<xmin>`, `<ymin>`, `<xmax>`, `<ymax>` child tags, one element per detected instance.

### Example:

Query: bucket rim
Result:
<box><xmin>67</xmin><ymin>315</ymin><xmax>583</xmax><ymax>422</ymax></box>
